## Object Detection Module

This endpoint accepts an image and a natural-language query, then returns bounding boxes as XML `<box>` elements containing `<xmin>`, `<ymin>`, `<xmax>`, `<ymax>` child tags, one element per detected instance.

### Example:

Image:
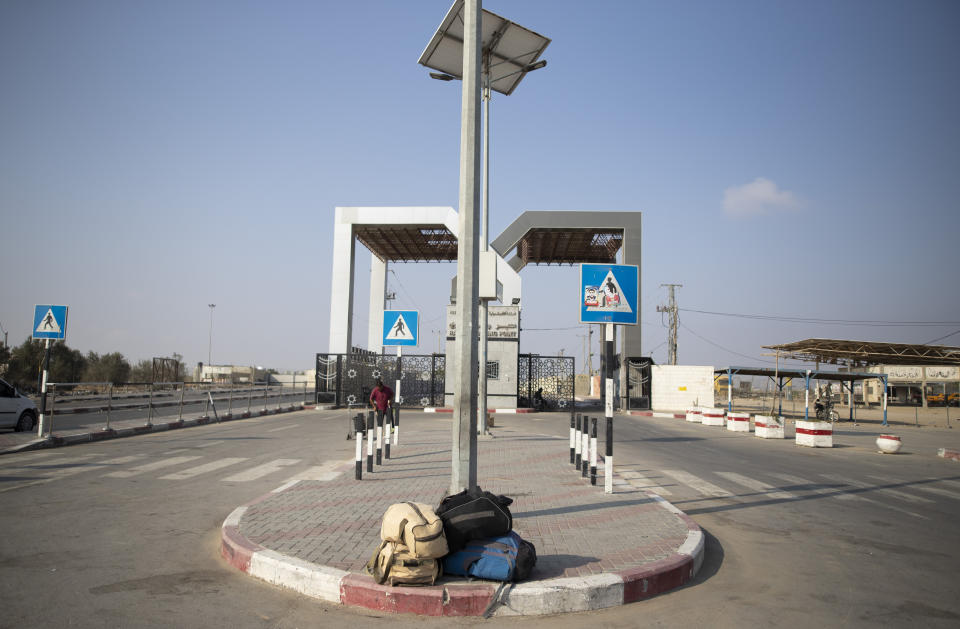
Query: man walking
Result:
<box><xmin>370</xmin><ymin>378</ymin><xmax>394</xmax><ymax>462</ymax></box>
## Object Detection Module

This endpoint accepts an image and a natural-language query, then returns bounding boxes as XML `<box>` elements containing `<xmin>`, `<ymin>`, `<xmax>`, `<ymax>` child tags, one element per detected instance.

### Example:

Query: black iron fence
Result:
<box><xmin>316</xmin><ymin>353</ymin><xmax>445</xmax><ymax>408</ymax></box>
<box><xmin>518</xmin><ymin>354</ymin><xmax>575</xmax><ymax>411</ymax></box>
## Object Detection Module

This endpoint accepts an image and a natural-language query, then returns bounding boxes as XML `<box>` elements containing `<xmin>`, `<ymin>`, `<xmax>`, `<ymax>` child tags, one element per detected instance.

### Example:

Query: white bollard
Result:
<box><xmin>754</xmin><ymin>415</ymin><xmax>785</xmax><ymax>439</ymax></box>
<box><xmin>877</xmin><ymin>434</ymin><xmax>902</xmax><ymax>454</ymax></box>
<box><xmin>796</xmin><ymin>420</ymin><xmax>833</xmax><ymax>447</ymax></box>
<box><xmin>726</xmin><ymin>411</ymin><xmax>751</xmax><ymax>432</ymax></box>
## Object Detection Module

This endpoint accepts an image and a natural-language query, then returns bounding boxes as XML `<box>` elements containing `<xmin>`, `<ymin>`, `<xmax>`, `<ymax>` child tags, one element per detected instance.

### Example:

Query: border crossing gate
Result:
<box><xmin>316</xmin><ymin>353</ymin><xmax>445</xmax><ymax>408</ymax></box>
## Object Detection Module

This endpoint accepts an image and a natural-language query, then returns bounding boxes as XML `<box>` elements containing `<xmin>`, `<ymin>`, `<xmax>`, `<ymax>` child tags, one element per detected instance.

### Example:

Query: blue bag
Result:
<box><xmin>442</xmin><ymin>531</ymin><xmax>536</xmax><ymax>582</ymax></box>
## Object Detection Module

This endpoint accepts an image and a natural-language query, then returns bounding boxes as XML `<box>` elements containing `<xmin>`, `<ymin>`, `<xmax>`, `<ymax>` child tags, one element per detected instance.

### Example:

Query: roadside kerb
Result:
<box><xmin>220</xmin><ymin>481</ymin><xmax>704</xmax><ymax>617</ymax></box>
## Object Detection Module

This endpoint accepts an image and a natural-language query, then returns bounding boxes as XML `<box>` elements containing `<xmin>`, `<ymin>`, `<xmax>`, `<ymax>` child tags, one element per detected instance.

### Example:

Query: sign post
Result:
<box><xmin>383</xmin><ymin>310</ymin><xmax>419</xmax><ymax>450</ymax></box>
<box><xmin>580</xmin><ymin>264</ymin><xmax>638</xmax><ymax>494</ymax></box>
<box><xmin>32</xmin><ymin>305</ymin><xmax>68</xmax><ymax>438</ymax></box>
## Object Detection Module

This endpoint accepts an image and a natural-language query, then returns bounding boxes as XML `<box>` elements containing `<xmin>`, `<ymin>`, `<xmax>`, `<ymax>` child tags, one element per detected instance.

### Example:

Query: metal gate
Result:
<box><xmin>626</xmin><ymin>357</ymin><xmax>652</xmax><ymax>410</ymax></box>
<box><xmin>315</xmin><ymin>353</ymin><xmax>445</xmax><ymax>408</ymax></box>
<box><xmin>518</xmin><ymin>354</ymin><xmax>575</xmax><ymax>411</ymax></box>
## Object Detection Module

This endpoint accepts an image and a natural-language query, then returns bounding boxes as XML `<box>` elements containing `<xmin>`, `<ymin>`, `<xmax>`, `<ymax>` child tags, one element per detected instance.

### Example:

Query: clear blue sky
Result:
<box><xmin>2</xmin><ymin>0</ymin><xmax>958</xmax><ymax>372</ymax></box>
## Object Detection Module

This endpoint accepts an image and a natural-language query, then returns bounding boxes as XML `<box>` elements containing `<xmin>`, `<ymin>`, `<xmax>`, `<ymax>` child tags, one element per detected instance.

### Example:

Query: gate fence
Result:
<box><xmin>317</xmin><ymin>352</ymin><xmax>575</xmax><ymax>411</ymax></box>
<box><xmin>316</xmin><ymin>353</ymin><xmax>445</xmax><ymax>408</ymax></box>
<box><xmin>626</xmin><ymin>357</ymin><xmax>652</xmax><ymax>410</ymax></box>
<box><xmin>517</xmin><ymin>354</ymin><xmax>575</xmax><ymax>411</ymax></box>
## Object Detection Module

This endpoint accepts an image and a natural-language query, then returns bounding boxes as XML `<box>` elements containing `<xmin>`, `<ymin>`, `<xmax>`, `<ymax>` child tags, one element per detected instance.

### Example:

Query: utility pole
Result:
<box><xmin>656</xmin><ymin>284</ymin><xmax>682</xmax><ymax>365</ymax></box>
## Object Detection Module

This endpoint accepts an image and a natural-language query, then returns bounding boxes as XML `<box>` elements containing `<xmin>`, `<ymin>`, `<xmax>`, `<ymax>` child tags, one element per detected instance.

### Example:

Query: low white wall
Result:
<box><xmin>651</xmin><ymin>366</ymin><xmax>715</xmax><ymax>411</ymax></box>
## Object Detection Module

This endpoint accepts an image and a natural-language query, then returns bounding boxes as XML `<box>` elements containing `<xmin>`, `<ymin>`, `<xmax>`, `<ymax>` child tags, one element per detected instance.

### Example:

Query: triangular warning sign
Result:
<box><xmin>385</xmin><ymin>314</ymin><xmax>414</xmax><ymax>341</ymax></box>
<box><xmin>587</xmin><ymin>271</ymin><xmax>633</xmax><ymax>313</ymax></box>
<box><xmin>36</xmin><ymin>309</ymin><xmax>62</xmax><ymax>334</ymax></box>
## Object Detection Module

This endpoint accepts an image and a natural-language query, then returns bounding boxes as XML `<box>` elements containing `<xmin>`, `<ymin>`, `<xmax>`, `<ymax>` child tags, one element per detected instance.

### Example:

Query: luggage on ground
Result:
<box><xmin>435</xmin><ymin>486</ymin><xmax>513</xmax><ymax>552</ymax></box>
<box><xmin>442</xmin><ymin>531</ymin><xmax>537</xmax><ymax>582</ymax></box>
<box><xmin>380</xmin><ymin>502</ymin><xmax>448</xmax><ymax>558</ymax></box>
<box><xmin>366</xmin><ymin>540</ymin><xmax>442</xmax><ymax>586</ymax></box>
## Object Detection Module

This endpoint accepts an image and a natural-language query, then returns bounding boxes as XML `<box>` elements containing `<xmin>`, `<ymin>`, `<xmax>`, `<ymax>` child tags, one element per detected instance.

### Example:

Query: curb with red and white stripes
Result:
<box><xmin>220</xmin><ymin>479</ymin><xmax>704</xmax><ymax>616</ymax></box>
<box><xmin>423</xmin><ymin>407</ymin><xmax>537</xmax><ymax>414</ymax></box>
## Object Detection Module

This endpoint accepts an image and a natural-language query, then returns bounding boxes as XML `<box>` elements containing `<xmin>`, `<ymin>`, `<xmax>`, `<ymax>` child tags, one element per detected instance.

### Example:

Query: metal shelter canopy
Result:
<box><xmin>716</xmin><ymin>366</ymin><xmax>890</xmax><ymax>425</ymax></box>
<box><xmin>354</xmin><ymin>224</ymin><xmax>458</xmax><ymax>262</ymax></box>
<box><xmin>716</xmin><ymin>366</ymin><xmax>881</xmax><ymax>382</ymax></box>
<box><xmin>517</xmin><ymin>228</ymin><xmax>622</xmax><ymax>266</ymax></box>
<box><xmin>418</xmin><ymin>0</ymin><xmax>551</xmax><ymax>96</ymax></box>
<box><xmin>763</xmin><ymin>339</ymin><xmax>960</xmax><ymax>367</ymax></box>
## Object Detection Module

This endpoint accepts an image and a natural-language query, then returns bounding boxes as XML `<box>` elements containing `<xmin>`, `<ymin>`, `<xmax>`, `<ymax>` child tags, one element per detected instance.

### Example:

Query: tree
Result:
<box><xmin>84</xmin><ymin>352</ymin><xmax>131</xmax><ymax>384</ymax></box>
<box><xmin>129</xmin><ymin>359</ymin><xmax>153</xmax><ymax>383</ymax></box>
<box><xmin>4</xmin><ymin>338</ymin><xmax>87</xmax><ymax>391</ymax></box>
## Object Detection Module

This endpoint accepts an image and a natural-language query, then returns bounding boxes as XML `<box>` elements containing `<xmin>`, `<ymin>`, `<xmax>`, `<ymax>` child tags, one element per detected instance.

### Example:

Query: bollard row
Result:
<box><xmin>571</xmin><ymin>412</ymin><xmax>603</xmax><ymax>488</ymax></box>
<box><xmin>354</xmin><ymin>407</ymin><xmax>400</xmax><ymax>480</ymax></box>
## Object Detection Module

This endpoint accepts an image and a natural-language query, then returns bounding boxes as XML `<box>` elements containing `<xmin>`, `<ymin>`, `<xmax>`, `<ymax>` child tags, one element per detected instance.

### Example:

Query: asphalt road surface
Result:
<box><xmin>0</xmin><ymin>409</ymin><xmax>957</xmax><ymax>628</ymax></box>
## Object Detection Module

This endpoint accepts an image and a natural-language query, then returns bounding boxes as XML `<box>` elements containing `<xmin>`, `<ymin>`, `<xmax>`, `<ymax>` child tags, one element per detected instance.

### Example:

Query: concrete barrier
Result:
<box><xmin>876</xmin><ymin>434</ymin><xmax>902</xmax><ymax>454</ymax></box>
<box><xmin>700</xmin><ymin>408</ymin><xmax>725</xmax><ymax>427</ymax></box>
<box><xmin>726</xmin><ymin>411</ymin><xmax>750</xmax><ymax>432</ymax></box>
<box><xmin>795</xmin><ymin>420</ymin><xmax>832</xmax><ymax>448</ymax></box>
<box><xmin>685</xmin><ymin>408</ymin><xmax>702</xmax><ymax>423</ymax></box>
<box><xmin>754</xmin><ymin>415</ymin><xmax>784</xmax><ymax>439</ymax></box>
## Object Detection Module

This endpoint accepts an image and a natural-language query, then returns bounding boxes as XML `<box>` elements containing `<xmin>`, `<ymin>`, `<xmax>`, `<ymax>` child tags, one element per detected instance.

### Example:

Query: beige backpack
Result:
<box><xmin>380</xmin><ymin>502</ymin><xmax>448</xmax><ymax>559</ymax></box>
<box><xmin>366</xmin><ymin>540</ymin><xmax>442</xmax><ymax>587</ymax></box>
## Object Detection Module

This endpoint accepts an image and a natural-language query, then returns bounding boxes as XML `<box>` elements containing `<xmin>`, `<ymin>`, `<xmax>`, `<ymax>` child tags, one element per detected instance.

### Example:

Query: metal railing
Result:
<box><xmin>40</xmin><ymin>381</ymin><xmax>313</xmax><ymax>435</ymax></box>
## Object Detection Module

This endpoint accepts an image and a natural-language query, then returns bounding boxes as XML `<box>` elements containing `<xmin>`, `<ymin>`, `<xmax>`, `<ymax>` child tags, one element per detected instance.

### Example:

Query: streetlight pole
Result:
<box><xmin>208</xmin><ymin>304</ymin><xmax>216</xmax><ymax>368</ymax></box>
<box><xmin>450</xmin><ymin>0</ymin><xmax>482</xmax><ymax>494</ymax></box>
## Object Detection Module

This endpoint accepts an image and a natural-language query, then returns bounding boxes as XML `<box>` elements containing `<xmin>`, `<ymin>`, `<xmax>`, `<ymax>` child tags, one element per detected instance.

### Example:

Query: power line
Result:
<box><xmin>680</xmin><ymin>308</ymin><xmax>960</xmax><ymax>327</ymax></box>
<box><xmin>925</xmin><ymin>328</ymin><xmax>960</xmax><ymax>344</ymax></box>
<box><xmin>679</xmin><ymin>322</ymin><xmax>776</xmax><ymax>365</ymax></box>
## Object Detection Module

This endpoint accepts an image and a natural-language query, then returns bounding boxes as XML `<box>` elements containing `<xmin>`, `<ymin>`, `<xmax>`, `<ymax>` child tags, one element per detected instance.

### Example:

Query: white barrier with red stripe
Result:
<box><xmin>700</xmin><ymin>408</ymin><xmax>725</xmax><ymax>426</ymax></box>
<box><xmin>795</xmin><ymin>420</ymin><xmax>833</xmax><ymax>447</ymax></box>
<box><xmin>685</xmin><ymin>408</ymin><xmax>702</xmax><ymax>423</ymax></box>
<box><xmin>876</xmin><ymin>434</ymin><xmax>902</xmax><ymax>454</ymax></box>
<box><xmin>726</xmin><ymin>411</ymin><xmax>750</xmax><ymax>432</ymax></box>
<box><xmin>754</xmin><ymin>415</ymin><xmax>784</xmax><ymax>439</ymax></box>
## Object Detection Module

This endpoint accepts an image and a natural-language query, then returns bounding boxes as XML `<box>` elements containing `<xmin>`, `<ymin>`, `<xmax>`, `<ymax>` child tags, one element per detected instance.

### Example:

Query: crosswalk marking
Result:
<box><xmin>160</xmin><ymin>457</ymin><xmax>248</xmax><ymax>480</ymax></box>
<box><xmin>281</xmin><ymin>460</ymin><xmax>349</xmax><ymax>484</ymax></box>
<box><xmin>769</xmin><ymin>473</ymin><xmax>861</xmax><ymax>501</ymax></box>
<box><xmin>715</xmin><ymin>472</ymin><xmax>797</xmax><ymax>500</ymax></box>
<box><xmin>912</xmin><ymin>484</ymin><xmax>960</xmax><ymax>500</ymax></box>
<box><xmin>193</xmin><ymin>440</ymin><xmax>224</xmax><ymax>448</ymax></box>
<box><xmin>222</xmin><ymin>459</ymin><xmax>300</xmax><ymax>482</ymax></box>
<box><xmin>267</xmin><ymin>424</ymin><xmax>299</xmax><ymax>433</ymax></box>
<box><xmin>104</xmin><ymin>456</ymin><xmax>202</xmax><ymax>478</ymax></box>
<box><xmin>819</xmin><ymin>474</ymin><xmax>928</xmax><ymax>519</ymax></box>
<box><xmin>617</xmin><ymin>470</ymin><xmax>672</xmax><ymax>496</ymax></box>
<box><xmin>661</xmin><ymin>469</ymin><xmax>733</xmax><ymax>498</ymax></box>
<box><xmin>0</xmin><ymin>454</ymin><xmax>106</xmax><ymax>477</ymax></box>
<box><xmin>864</xmin><ymin>476</ymin><xmax>936</xmax><ymax>504</ymax></box>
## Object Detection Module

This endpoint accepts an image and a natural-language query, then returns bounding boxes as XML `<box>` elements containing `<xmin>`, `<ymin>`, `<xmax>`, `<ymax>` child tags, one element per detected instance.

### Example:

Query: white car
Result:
<box><xmin>0</xmin><ymin>377</ymin><xmax>38</xmax><ymax>432</ymax></box>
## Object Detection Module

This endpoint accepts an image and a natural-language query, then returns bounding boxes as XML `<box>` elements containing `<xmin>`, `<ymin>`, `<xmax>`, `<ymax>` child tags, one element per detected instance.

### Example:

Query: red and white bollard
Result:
<box><xmin>685</xmin><ymin>407</ymin><xmax>702</xmax><ymax>423</ymax></box>
<box><xmin>796</xmin><ymin>420</ymin><xmax>833</xmax><ymax>447</ymax></box>
<box><xmin>701</xmin><ymin>408</ymin><xmax>726</xmax><ymax>427</ymax></box>
<box><xmin>754</xmin><ymin>415</ymin><xmax>784</xmax><ymax>439</ymax></box>
<box><xmin>726</xmin><ymin>411</ymin><xmax>751</xmax><ymax>432</ymax></box>
<box><xmin>876</xmin><ymin>434</ymin><xmax>902</xmax><ymax>454</ymax></box>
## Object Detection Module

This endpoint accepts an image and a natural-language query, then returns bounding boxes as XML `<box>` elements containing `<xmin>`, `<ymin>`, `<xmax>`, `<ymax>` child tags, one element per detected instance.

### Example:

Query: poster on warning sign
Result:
<box><xmin>579</xmin><ymin>264</ymin><xmax>638</xmax><ymax>325</ymax></box>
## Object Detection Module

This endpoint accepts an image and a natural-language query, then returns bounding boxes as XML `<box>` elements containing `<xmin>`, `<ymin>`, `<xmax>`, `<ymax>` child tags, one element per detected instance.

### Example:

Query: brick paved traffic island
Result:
<box><xmin>221</xmin><ymin>417</ymin><xmax>704</xmax><ymax>617</ymax></box>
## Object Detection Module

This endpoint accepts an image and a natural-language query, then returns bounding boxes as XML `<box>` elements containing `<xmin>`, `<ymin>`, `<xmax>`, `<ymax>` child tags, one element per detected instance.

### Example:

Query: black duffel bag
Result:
<box><xmin>435</xmin><ymin>486</ymin><xmax>513</xmax><ymax>552</ymax></box>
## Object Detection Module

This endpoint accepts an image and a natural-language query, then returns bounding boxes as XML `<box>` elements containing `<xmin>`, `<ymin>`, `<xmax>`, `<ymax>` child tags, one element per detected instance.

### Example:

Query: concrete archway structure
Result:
<box><xmin>327</xmin><ymin>206</ymin><xmax>521</xmax><ymax>355</ymax></box>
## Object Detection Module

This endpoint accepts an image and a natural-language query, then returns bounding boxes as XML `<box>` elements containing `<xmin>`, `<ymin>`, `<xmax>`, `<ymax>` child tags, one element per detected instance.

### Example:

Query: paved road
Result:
<box><xmin>0</xmin><ymin>409</ymin><xmax>957</xmax><ymax>627</ymax></box>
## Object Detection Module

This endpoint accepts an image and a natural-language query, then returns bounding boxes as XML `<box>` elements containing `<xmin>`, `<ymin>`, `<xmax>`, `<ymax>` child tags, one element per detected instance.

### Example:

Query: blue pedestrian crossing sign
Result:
<box><xmin>33</xmin><ymin>305</ymin><xmax>69</xmax><ymax>340</ymax></box>
<box><xmin>580</xmin><ymin>264</ymin><xmax>639</xmax><ymax>325</ymax></box>
<box><xmin>382</xmin><ymin>310</ymin><xmax>418</xmax><ymax>346</ymax></box>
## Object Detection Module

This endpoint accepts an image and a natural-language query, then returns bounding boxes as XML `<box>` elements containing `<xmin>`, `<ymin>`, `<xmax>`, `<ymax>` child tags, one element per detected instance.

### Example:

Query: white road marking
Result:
<box><xmin>267</xmin><ymin>424</ymin><xmax>299</xmax><ymax>433</ymax></box>
<box><xmin>820</xmin><ymin>474</ymin><xmax>929</xmax><ymax>519</ymax></box>
<box><xmin>617</xmin><ymin>470</ymin><xmax>672</xmax><ymax>496</ymax></box>
<box><xmin>281</xmin><ymin>460</ymin><xmax>349</xmax><ymax>484</ymax></box>
<box><xmin>0</xmin><ymin>454</ymin><xmax>106</xmax><ymax>477</ymax></box>
<box><xmin>661</xmin><ymin>469</ymin><xmax>733</xmax><ymax>498</ymax></box>
<box><xmin>193</xmin><ymin>440</ymin><xmax>224</xmax><ymax>448</ymax></box>
<box><xmin>910</xmin><ymin>483</ymin><xmax>960</xmax><ymax>499</ymax></box>
<box><xmin>104</xmin><ymin>456</ymin><xmax>202</xmax><ymax>478</ymax></box>
<box><xmin>160</xmin><ymin>457</ymin><xmax>248</xmax><ymax>480</ymax></box>
<box><xmin>715</xmin><ymin>471</ymin><xmax>797</xmax><ymax>500</ymax></box>
<box><xmin>865</xmin><ymin>475</ymin><xmax>936</xmax><ymax>504</ymax></box>
<box><xmin>770</xmin><ymin>473</ymin><xmax>860</xmax><ymax>501</ymax></box>
<box><xmin>222</xmin><ymin>459</ymin><xmax>300</xmax><ymax>482</ymax></box>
